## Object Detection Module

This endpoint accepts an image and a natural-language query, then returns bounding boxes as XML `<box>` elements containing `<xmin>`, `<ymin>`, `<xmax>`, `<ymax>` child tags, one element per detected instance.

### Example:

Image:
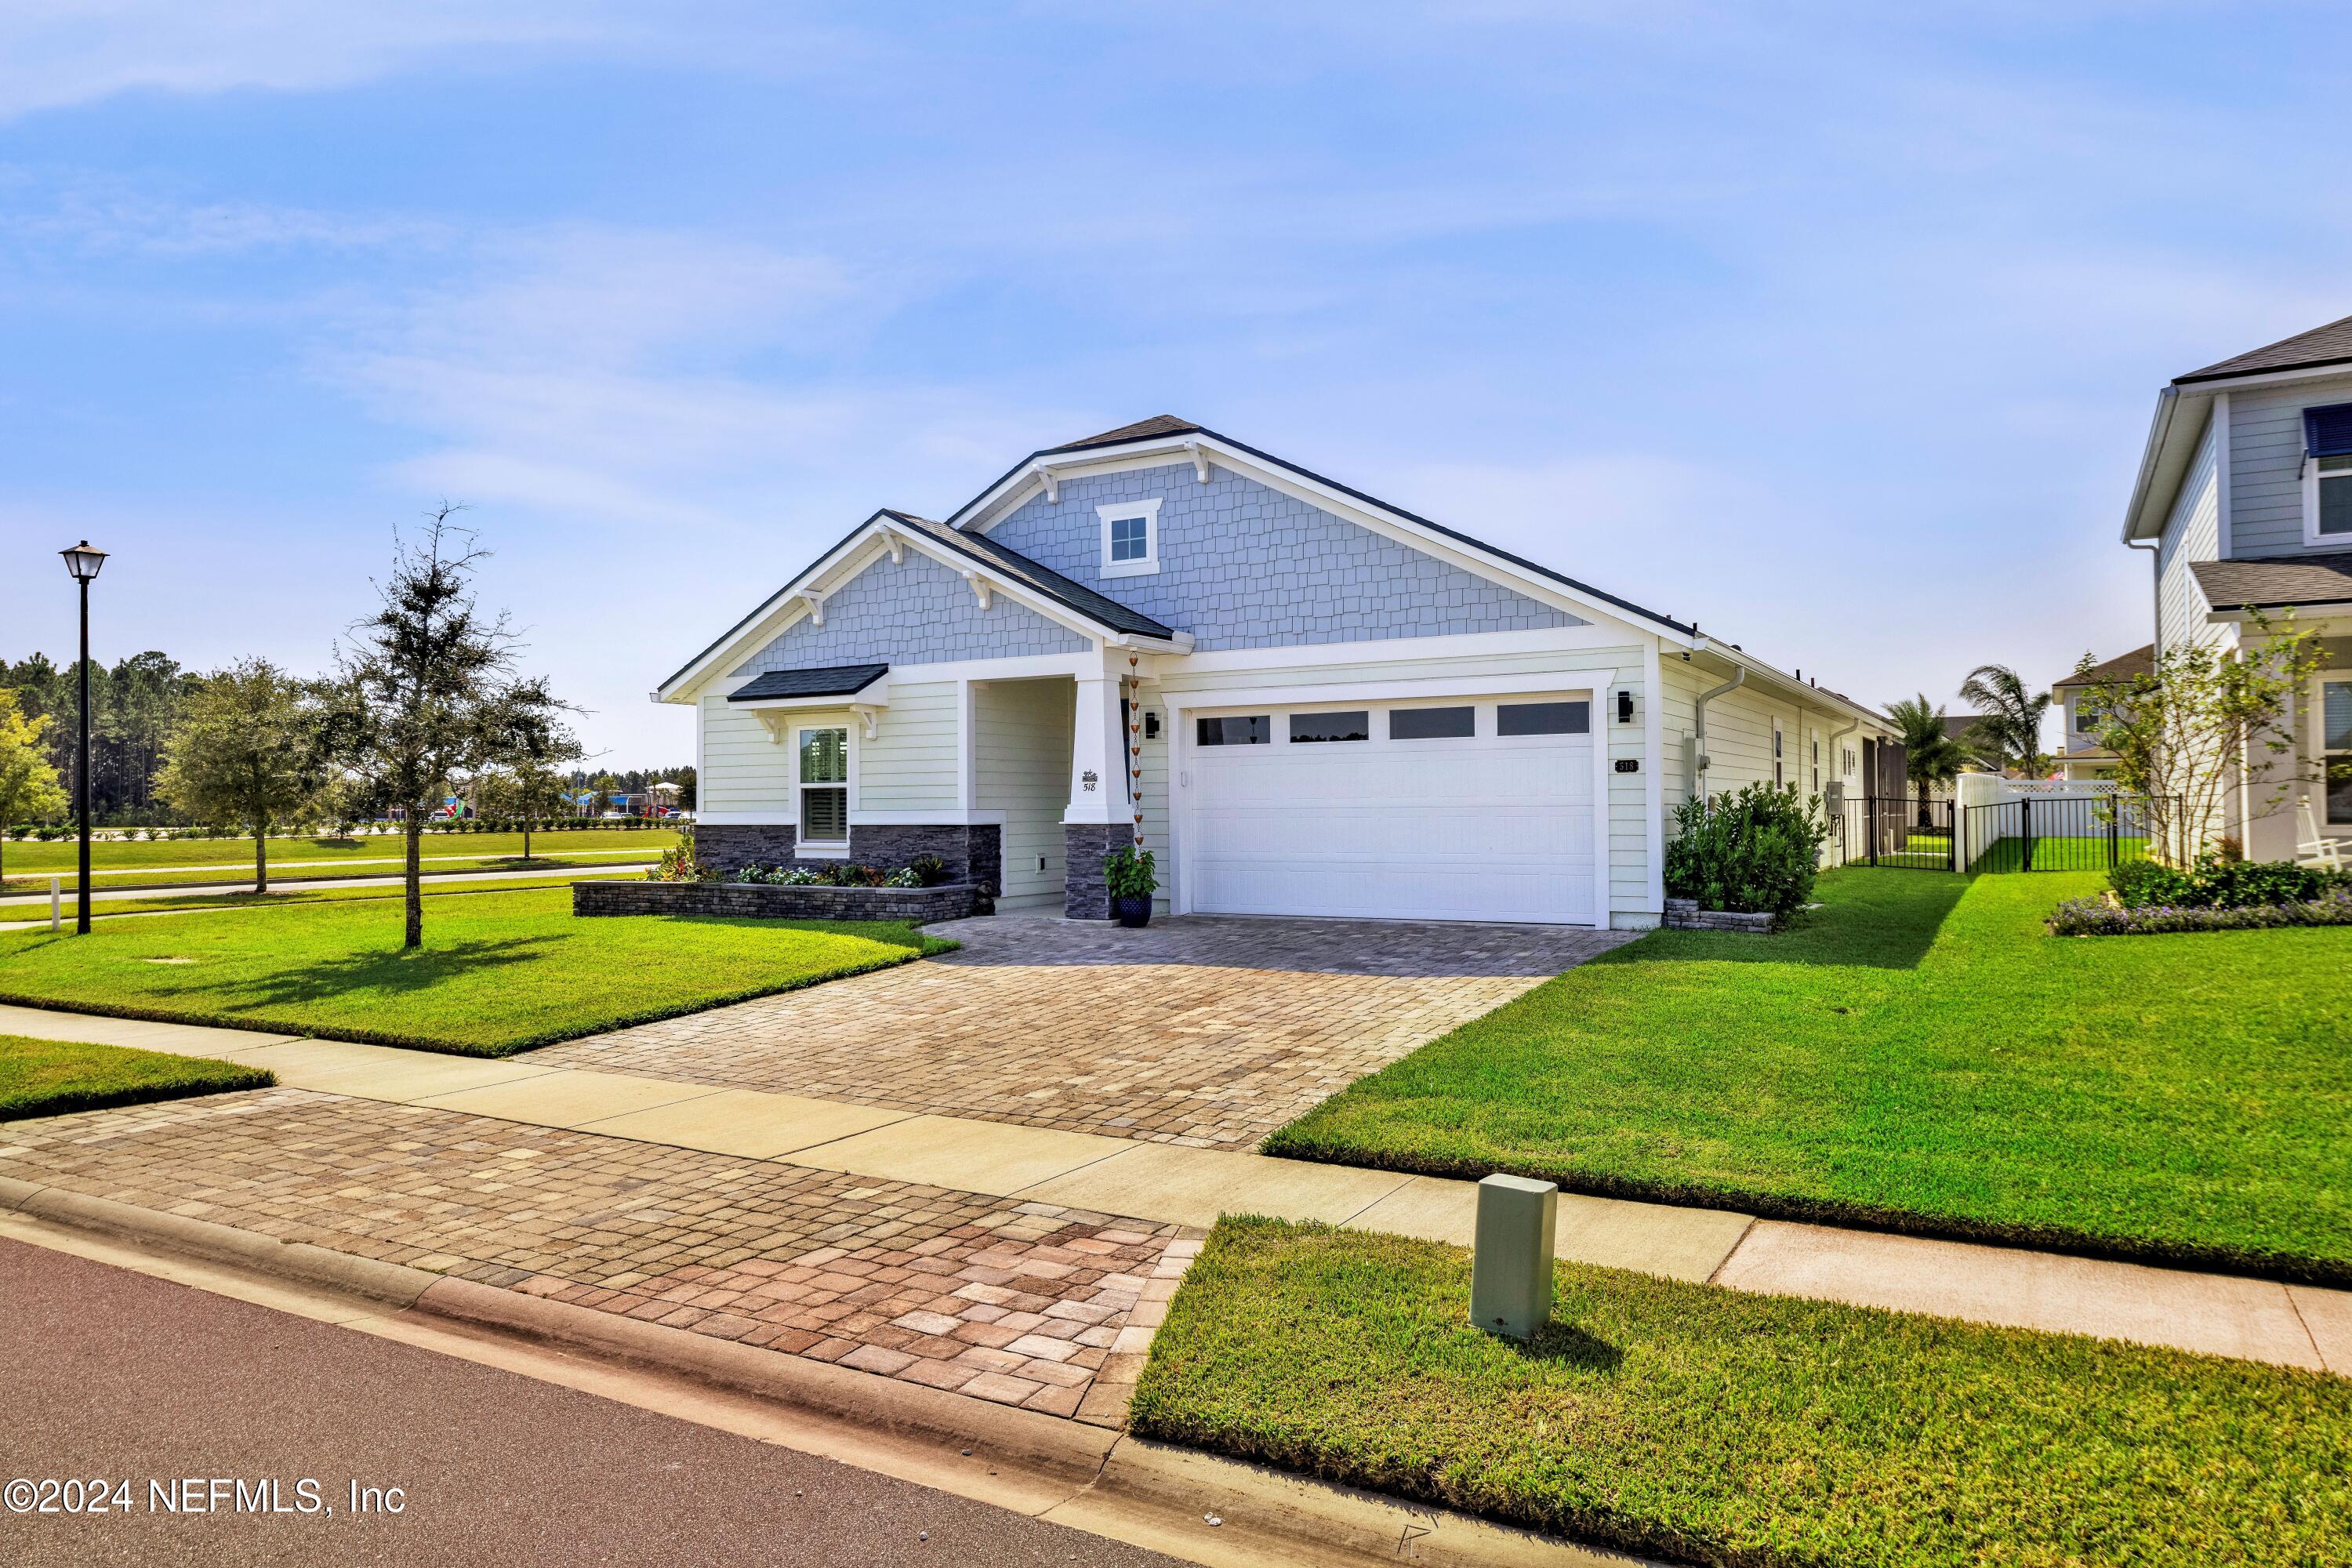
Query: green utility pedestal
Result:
<box><xmin>1470</xmin><ymin>1173</ymin><xmax>1557</xmax><ymax>1341</ymax></box>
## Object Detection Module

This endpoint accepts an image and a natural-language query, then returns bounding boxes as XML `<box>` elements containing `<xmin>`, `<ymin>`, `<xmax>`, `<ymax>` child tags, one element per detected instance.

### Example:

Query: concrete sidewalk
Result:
<box><xmin>1</xmin><ymin>1002</ymin><xmax>2344</xmax><ymax>1374</ymax></box>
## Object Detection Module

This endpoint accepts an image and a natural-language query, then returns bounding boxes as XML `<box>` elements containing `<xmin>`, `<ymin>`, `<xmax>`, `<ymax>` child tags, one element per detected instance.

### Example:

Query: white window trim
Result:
<box><xmin>2302</xmin><ymin>454</ymin><xmax>2352</xmax><ymax>547</ymax></box>
<box><xmin>794</xmin><ymin>721</ymin><xmax>854</xmax><ymax>848</ymax></box>
<box><xmin>1098</xmin><ymin>497</ymin><xmax>1163</xmax><ymax>579</ymax></box>
<box><xmin>2319</xmin><ymin>668</ymin><xmax>2352</xmax><ymax>829</ymax></box>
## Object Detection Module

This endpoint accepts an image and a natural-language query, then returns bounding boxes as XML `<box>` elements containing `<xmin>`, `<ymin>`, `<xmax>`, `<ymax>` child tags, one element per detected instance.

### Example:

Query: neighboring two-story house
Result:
<box><xmin>2122</xmin><ymin>315</ymin><xmax>2352</xmax><ymax>855</ymax></box>
<box><xmin>2049</xmin><ymin>644</ymin><xmax>2152</xmax><ymax>782</ymax></box>
<box><xmin>656</xmin><ymin>417</ymin><xmax>1895</xmax><ymax>927</ymax></box>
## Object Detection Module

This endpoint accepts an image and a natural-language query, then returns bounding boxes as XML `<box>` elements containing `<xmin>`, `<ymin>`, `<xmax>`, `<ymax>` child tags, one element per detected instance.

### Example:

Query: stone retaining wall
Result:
<box><xmin>693</xmin><ymin>822</ymin><xmax>1001</xmax><ymax>894</ymax></box>
<box><xmin>574</xmin><ymin>879</ymin><xmax>980</xmax><ymax>924</ymax></box>
<box><xmin>1663</xmin><ymin>898</ymin><xmax>1776</xmax><ymax>933</ymax></box>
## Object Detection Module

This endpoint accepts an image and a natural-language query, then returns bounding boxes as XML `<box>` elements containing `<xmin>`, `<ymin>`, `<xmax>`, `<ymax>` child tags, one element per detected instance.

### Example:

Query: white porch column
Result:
<box><xmin>1063</xmin><ymin>673</ymin><xmax>1130</xmax><ymax>824</ymax></box>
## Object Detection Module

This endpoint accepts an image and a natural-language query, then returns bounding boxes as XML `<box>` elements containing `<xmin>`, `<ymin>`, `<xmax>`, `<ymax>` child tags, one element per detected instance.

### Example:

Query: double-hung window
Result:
<box><xmin>1098</xmin><ymin>498</ymin><xmax>1162</xmax><ymax>578</ymax></box>
<box><xmin>798</xmin><ymin>726</ymin><xmax>848</xmax><ymax>844</ymax></box>
<box><xmin>2303</xmin><ymin>405</ymin><xmax>2352</xmax><ymax>544</ymax></box>
<box><xmin>2325</xmin><ymin>677</ymin><xmax>2352</xmax><ymax>828</ymax></box>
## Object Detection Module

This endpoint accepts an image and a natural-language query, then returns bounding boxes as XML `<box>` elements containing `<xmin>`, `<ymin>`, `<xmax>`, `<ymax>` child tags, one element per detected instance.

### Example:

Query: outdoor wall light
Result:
<box><xmin>1615</xmin><ymin>688</ymin><xmax>1636</xmax><ymax>724</ymax></box>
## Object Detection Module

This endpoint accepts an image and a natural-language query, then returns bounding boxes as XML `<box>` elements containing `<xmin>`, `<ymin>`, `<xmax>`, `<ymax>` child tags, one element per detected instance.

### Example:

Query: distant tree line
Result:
<box><xmin>0</xmin><ymin>651</ymin><xmax>198</xmax><ymax>824</ymax></box>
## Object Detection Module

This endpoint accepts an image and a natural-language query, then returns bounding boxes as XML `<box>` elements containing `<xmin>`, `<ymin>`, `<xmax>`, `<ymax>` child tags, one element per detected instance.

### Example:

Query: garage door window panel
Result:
<box><xmin>1390</xmin><ymin>706</ymin><xmax>1475</xmax><ymax>740</ymax></box>
<box><xmin>1196</xmin><ymin>715</ymin><xmax>1269</xmax><ymax>746</ymax></box>
<box><xmin>1497</xmin><ymin>700</ymin><xmax>1590</xmax><ymax>736</ymax></box>
<box><xmin>1290</xmin><ymin>710</ymin><xmax>1370</xmax><ymax>743</ymax></box>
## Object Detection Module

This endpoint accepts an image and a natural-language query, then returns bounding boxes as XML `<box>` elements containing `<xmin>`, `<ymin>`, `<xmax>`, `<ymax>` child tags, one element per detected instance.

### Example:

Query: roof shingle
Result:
<box><xmin>2053</xmin><ymin>643</ymin><xmax>2155</xmax><ymax>688</ymax></box>
<box><xmin>1046</xmin><ymin>416</ymin><xmax>1203</xmax><ymax>453</ymax></box>
<box><xmin>2189</xmin><ymin>554</ymin><xmax>2352</xmax><ymax>610</ymax></box>
<box><xmin>727</xmin><ymin>663</ymin><xmax>890</xmax><ymax>702</ymax></box>
<box><xmin>2176</xmin><ymin>314</ymin><xmax>2352</xmax><ymax>385</ymax></box>
<box><xmin>879</xmin><ymin>510</ymin><xmax>1177</xmax><ymax>639</ymax></box>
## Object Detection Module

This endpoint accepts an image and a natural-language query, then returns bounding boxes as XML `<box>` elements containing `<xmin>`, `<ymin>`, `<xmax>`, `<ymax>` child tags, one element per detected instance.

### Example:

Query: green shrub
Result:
<box><xmin>2111</xmin><ymin>854</ymin><xmax>2349</xmax><ymax>910</ymax></box>
<box><xmin>1664</xmin><ymin>782</ymin><xmax>1828</xmax><ymax>916</ymax></box>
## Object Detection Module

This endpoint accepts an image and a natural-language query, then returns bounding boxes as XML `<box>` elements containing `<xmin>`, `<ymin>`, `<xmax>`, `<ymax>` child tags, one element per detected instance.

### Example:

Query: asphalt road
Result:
<box><xmin>0</xmin><ymin>1238</ymin><xmax>1187</xmax><ymax>1568</ymax></box>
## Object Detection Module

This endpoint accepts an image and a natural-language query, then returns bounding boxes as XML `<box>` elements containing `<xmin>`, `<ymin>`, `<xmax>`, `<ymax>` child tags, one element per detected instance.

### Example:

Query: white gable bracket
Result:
<box><xmin>800</xmin><ymin>589</ymin><xmax>825</xmax><ymax>627</ymax></box>
<box><xmin>851</xmin><ymin>703</ymin><xmax>883</xmax><ymax>740</ymax></box>
<box><xmin>962</xmin><ymin>571</ymin><xmax>993</xmax><ymax>612</ymax></box>
<box><xmin>1185</xmin><ymin>440</ymin><xmax>1210</xmax><ymax>483</ymax></box>
<box><xmin>1039</xmin><ymin>465</ymin><xmax>1059</xmax><ymax>504</ymax></box>
<box><xmin>887</xmin><ymin>535</ymin><xmax>904</xmax><ymax>565</ymax></box>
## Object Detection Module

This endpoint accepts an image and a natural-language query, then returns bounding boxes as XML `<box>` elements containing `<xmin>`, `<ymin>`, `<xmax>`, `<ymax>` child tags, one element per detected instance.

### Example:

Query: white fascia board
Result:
<box><xmin>1160</xmin><ymin>623</ymin><xmax>1641</xmax><ymax>676</ymax></box>
<box><xmin>955</xmin><ymin>433</ymin><xmax>1695</xmax><ymax>647</ymax></box>
<box><xmin>1690</xmin><ymin>641</ymin><xmax>1888</xmax><ymax>730</ymax></box>
<box><xmin>1159</xmin><ymin>669</ymin><xmax>1618</xmax><ymax>714</ymax></box>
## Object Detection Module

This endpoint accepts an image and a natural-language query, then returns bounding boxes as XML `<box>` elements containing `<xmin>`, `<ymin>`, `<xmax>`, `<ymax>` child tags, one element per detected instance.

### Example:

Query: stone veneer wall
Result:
<box><xmin>695</xmin><ymin>822</ymin><xmax>1001</xmax><ymax>891</ymax></box>
<box><xmin>575</xmin><ymin>879</ymin><xmax>979</xmax><ymax>924</ymax></box>
<box><xmin>850</xmin><ymin>824</ymin><xmax>1002</xmax><ymax>897</ymax></box>
<box><xmin>1062</xmin><ymin>823</ymin><xmax>1129</xmax><ymax>920</ymax></box>
<box><xmin>1662</xmin><ymin>898</ymin><xmax>1775</xmax><ymax>932</ymax></box>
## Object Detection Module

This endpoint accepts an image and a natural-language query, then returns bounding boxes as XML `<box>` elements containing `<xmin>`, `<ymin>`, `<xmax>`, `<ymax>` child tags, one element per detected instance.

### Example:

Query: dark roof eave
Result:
<box><xmin>2173</xmin><ymin>354</ymin><xmax>2352</xmax><ymax>387</ymax></box>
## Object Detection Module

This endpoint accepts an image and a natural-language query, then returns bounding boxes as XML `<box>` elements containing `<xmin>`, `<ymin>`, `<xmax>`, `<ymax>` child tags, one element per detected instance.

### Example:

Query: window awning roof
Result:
<box><xmin>726</xmin><ymin>663</ymin><xmax>889</xmax><ymax>702</ymax></box>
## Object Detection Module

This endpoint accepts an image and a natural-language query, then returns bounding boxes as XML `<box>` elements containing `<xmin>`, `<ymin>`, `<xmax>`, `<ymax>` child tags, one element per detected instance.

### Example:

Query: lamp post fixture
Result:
<box><xmin>59</xmin><ymin>541</ymin><xmax>107</xmax><ymax>935</ymax></box>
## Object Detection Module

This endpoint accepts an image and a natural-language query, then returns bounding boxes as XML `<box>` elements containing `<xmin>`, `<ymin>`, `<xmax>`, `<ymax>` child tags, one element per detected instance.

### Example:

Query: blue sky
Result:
<box><xmin>3</xmin><ymin>2</ymin><xmax>2347</xmax><ymax>761</ymax></box>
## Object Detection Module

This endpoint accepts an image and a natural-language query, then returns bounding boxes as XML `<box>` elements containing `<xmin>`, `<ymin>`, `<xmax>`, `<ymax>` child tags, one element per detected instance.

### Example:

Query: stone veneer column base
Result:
<box><xmin>1062</xmin><ymin>822</ymin><xmax>1128</xmax><ymax>920</ymax></box>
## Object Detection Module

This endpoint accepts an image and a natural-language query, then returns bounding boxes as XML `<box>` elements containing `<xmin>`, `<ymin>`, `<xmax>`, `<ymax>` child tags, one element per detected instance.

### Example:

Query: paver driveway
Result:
<box><xmin>535</xmin><ymin>913</ymin><xmax>1633</xmax><ymax>1149</ymax></box>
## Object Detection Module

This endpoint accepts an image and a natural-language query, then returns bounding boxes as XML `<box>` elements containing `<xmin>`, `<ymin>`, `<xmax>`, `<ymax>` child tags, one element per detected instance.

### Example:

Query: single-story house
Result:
<box><xmin>2121</xmin><ymin>311</ymin><xmax>2352</xmax><ymax>855</ymax></box>
<box><xmin>655</xmin><ymin>418</ymin><xmax>1896</xmax><ymax>927</ymax></box>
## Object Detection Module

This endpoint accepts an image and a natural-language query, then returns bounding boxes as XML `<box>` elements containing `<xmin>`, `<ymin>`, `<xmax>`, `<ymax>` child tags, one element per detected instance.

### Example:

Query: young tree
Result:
<box><xmin>1884</xmin><ymin>694</ymin><xmax>1968</xmax><ymax>824</ymax></box>
<box><xmin>475</xmin><ymin>740</ymin><xmax>581</xmax><ymax>861</ymax></box>
<box><xmin>0</xmin><ymin>691</ymin><xmax>67</xmax><ymax>883</ymax></box>
<box><xmin>2078</xmin><ymin>612</ymin><xmax>2336</xmax><ymax>864</ymax></box>
<box><xmin>1958</xmin><ymin>663</ymin><xmax>2053</xmax><ymax>777</ymax></box>
<box><xmin>155</xmin><ymin>660</ymin><xmax>326</xmax><ymax>892</ymax></box>
<box><xmin>324</xmin><ymin>510</ymin><xmax>571</xmax><ymax>949</ymax></box>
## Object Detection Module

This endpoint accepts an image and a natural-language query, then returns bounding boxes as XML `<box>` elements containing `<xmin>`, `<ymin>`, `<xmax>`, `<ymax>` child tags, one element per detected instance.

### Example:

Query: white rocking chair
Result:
<box><xmin>2297</xmin><ymin>800</ymin><xmax>2346</xmax><ymax>870</ymax></box>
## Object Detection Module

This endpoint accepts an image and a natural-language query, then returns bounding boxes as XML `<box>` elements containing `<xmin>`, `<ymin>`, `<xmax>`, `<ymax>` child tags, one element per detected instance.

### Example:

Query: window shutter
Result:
<box><xmin>2303</xmin><ymin>402</ymin><xmax>2352</xmax><ymax>457</ymax></box>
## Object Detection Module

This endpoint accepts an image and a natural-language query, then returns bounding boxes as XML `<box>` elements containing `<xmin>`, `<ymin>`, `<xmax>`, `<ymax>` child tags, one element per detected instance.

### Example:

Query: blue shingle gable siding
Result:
<box><xmin>980</xmin><ymin>462</ymin><xmax>1583</xmax><ymax>651</ymax></box>
<box><xmin>730</xmin><ymin>546</ymin><xmax>1090</xmax><ymax>678</ymax></box>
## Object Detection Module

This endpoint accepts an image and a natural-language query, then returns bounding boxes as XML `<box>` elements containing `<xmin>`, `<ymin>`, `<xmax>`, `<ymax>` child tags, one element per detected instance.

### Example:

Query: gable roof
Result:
<box><xmin>2176</xmin><ymin>314</ymin><xmax>2352</xmax><ymax>386</ymax></box>
<box><xmin>952</xmin><ymin>420</ymin><xmax>1696</xmax><ymax>639</ymax></box>
<box><xmin>2190</xmin><ymin>552</ymin><xmax>2352</xmax><ymax>612</ymax></box>
<box><xmin>2052</xmin><ymin>643</ymin><xmax>2155</xmax><ymax>689</ymax></box>
<box><xmin>877</xmin><ymin>510</ymin><xmax>1174</xmax><ymax>639</ymax></box>
<box><xmin>728</xmin><ymin>663</ymin><xmax>888</xmax><ymax>702</ymax></box>
<box><xmin>1049</xmin><ymin>415</ymin><xmax>1205</xmax><ymax>452</ymax></box>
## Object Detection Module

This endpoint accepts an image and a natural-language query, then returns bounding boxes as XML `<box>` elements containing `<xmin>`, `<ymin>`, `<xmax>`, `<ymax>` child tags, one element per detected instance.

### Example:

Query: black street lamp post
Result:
<box><xmin>59</xmin><ymin>542</ymin><xmax>107</xmax><ymax>935</ymax></box>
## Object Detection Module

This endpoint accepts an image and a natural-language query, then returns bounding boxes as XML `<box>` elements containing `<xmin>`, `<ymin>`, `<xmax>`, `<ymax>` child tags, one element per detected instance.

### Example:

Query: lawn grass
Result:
<box><xmin>1131</xmin><ymin>1218</ymin><xmax>2351</xmax><ymax>1568</ymax></box>
<box><xmin>1965</xmin><ymin>836</ymin><xmax>2147</xmax><ymax>873</ymax></box>
<box><xmin>0</xmin><ymin>827</ymin><xmax>673</xmax><ymax>878</ymax></box>
<box><xmin>1267</xmin><ymin>869</ymin><xmax>2352</xmax><ymax>1282</ymax></box>
<box><xmin>0</xmin><ymin>887</ymin><xmax>954</xmax><ymax>1055</ymax></box>
<box><xmin>0</xmin><ymin>1033</ymin><xmax>273</xmax><ymax>1120</ymax></box>
<box><xmin>5</xmin><ymin>870</ymin><xmax>639</xmax><ymax>923</ymax></box>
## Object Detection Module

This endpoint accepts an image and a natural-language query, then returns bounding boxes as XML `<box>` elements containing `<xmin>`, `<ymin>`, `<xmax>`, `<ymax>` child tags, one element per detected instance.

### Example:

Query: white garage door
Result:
<box><xmin>1181</xmin><ymin>695</ymin><xmax>1599</xmax><ymax>925</ymax></box>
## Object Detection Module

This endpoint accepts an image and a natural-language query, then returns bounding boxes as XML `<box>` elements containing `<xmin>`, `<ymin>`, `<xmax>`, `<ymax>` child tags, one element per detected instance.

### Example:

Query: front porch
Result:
<box><xmin>697</xmin><ymin>657</ymin><xmax>1155</xmax><ymax>920</ymax></box>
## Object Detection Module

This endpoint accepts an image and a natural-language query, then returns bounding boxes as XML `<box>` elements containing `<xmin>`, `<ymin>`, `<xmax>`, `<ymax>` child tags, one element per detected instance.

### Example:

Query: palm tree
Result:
<box><xmin>1958</xmin><ymin>664</ymin><xmax>2053</xmax><ymax>777</ymax></box>
<box><xmin>1886</xmin><ymin>695</ymin><xmax>1966</xmax><ymax>825</ymax></box>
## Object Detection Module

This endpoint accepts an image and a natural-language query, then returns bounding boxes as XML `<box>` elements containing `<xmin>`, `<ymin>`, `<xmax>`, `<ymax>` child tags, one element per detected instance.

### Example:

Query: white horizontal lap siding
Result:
<box><xmin>1605</xmin><ymin>670</ymin><xmax>1647</xmax><ymax>915</ymax></box>
<box><xmin>2159</xmin><ymin>412</ymin><xmax>2224</xmax><ymax>653</ymax></box>
<box><xmin>858</xmin><ymin>681</ymin><xmax>958</xmax><ymax>812</ymax></box>
<box><xmin>975</xmin><ymin>677</ymin><xmax>1073</xmax><ymax>903</ymax></box>
<box><xmin>1136</xmin><ymin>702</ymin><xmax>1170</xmax><ymax>908</ymax></box>
<box><xmin>699</xmin><ymin>697</ymin><xmax>793</xmax><ymax>815</ymax></box>
<box><xmin>2230</xmin><ymin>372</ymin><xmax>2352</xmax><ymax>558</ymax></box>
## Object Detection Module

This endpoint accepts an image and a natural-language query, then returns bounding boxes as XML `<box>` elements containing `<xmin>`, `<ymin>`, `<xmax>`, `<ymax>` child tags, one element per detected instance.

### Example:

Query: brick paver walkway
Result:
<box><xmin>538</xmin><ymin>913</ymin><xmax>1632</xmax><ymax>1148</ymax></box>
<box><xmin>0</xmin><ymin>1089</ymin><xmax>1196</xmax><ymax>1425</ymax></box>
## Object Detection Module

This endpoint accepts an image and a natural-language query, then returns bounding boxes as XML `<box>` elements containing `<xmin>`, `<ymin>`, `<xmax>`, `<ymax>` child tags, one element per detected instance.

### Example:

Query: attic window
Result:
<box><xmin>1098</xmin><ymin>499</ymin><xmax>1163</xmax><ymax>579</ymax></box>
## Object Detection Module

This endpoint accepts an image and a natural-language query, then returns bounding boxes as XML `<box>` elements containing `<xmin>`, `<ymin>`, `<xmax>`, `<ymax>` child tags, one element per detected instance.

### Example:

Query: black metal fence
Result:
<box><xmin>1835</xmin><ymin>794</ymin><xmax>1955</xmax><ymax>870</ymax></box>
<box><xmin>1959</xmin><ymin>793</ymin><xmax>2180</xmax><ymax>873</ymax></box>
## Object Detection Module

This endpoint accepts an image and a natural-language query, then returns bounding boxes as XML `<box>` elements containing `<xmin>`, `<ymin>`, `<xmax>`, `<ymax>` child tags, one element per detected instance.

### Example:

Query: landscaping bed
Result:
<box><xmin>0</xmin><ymin>1033</ymin><xmax>272</xmax><ymax>1120</ymax></box>
<box><xmin>1267</xmin><ymin>869</ymin><xmax>2352</xmax><ymax>1283</ymax></box>
<box><xmin>0</xmin><ymin>887</ymin><xmax>955</xmax><ymax>1056</ymax></box>
<box><xmin>574</xmin><ymin>878</ymin><xmax>981</xmax><ymax>924</ymax></box>
<box><xmin>1131</xmin><ymin>1218</ymin><xmax>2350</xmax><ymax>1568</ymax></box>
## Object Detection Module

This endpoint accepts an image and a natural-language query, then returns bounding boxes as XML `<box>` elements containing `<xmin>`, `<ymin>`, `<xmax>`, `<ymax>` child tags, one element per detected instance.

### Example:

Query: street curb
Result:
<box><xmin>4</xmin><ymin>1189</ymin><xmax>1635</xmax><ymax>1568</ymax></box>
<box><xmin>0</xmin><ymin>1179</ymin><xmax>436</xmax><ymax>1308</ymax></box>
<box><xmin>408</xmin><ymin>1276</ymin><xmax>1118</xmax><ymax>1491</ymax></box>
